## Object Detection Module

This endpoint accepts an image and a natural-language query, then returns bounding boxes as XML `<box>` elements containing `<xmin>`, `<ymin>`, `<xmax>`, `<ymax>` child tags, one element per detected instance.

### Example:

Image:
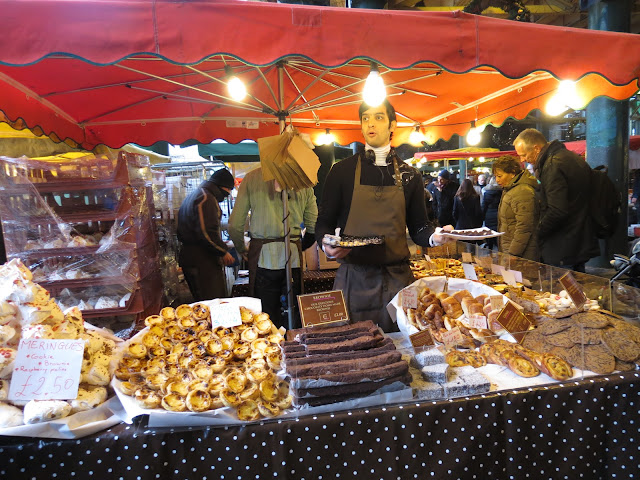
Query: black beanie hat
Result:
<box><xmin>209</xmin><ymin>169</ymin><xmax>235</xmax><ymax>189</ymax></box>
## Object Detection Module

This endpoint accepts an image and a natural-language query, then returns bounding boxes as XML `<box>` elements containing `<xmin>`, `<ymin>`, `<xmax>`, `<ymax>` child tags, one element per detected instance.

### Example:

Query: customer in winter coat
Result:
<box><xmin>481</xmin><ymin>176</ymin><xmax>502</xmax><ymax>249</ymax></box>
<box><xmin>452</xmin><ymin>179</ymin><xmax>484</xmax><ymax>230</ymax></box>
<box><xmin>493</xmin><ymin>155</ymin><xmax>540</xmax><ymax>261</ymax></box>
<box><xmin>514</xmin><ymin>129</ymin><xmax>598</xmax><ymax>271</ymax></box>
<box><xmin>432</xmin><ymin>169</ymin><xmax>458</xmax><ymax>227</ymax></box>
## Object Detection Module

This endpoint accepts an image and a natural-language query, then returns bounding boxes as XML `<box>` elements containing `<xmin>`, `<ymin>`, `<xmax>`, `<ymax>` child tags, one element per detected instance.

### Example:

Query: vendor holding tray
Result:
<box><xmin>315</xmin><ymin>99</ymin><xmax>449</xmax><ymax>332</ymax></box>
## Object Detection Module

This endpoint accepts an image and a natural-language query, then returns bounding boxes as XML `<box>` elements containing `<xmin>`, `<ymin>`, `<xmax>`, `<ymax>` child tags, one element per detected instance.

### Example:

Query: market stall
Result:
<box><xmin>2</xmin><ymin>2</ymin><xmax>640</xmax><ymax>478</ymax></box>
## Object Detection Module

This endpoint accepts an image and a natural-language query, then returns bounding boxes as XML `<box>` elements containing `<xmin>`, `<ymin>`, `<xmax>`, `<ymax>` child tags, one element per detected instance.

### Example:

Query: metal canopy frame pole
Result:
<box><xmin>277</xmin><ymin>63</ymin><xmax>295</xmax><ymax>331</ymax></box>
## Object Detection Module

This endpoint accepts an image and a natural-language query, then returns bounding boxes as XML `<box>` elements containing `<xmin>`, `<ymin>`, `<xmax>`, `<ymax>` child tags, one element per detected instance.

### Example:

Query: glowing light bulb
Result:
<box><xmin>558</xmin><ymin>80</ymin><xmax>580</xmax><ymax>109</ymax></box>
<box><xmin>409</xmin><ymin>127</ymin><xmax>425</xmax><ymax>146</ymax></box>
<box><xmin>363</xmin><ymin>66</ymin><xmax>386</xmax><ymax>107</ymax></box>
<box><xmin>433</xmin><ymin>162</ymin><xmax>439</xmax><ymax>168</ymax></box>
<box><xmin>466</xmin><ymin>126</ymin><xmax>482</xmax><ymax>146</ymax></box>
<box><xmin>317</xmin><ymin>129</ymin><xmax>336</xmax><ymax>146</ymax></box>
<box><xmin>545</xmin><ymin>94</ymin><xmax>568</xmax><ymax>116</ymax></box>
<box><xmin>228</xmin><ymin>76</ymin><xmax>247</xmax><ymax>102</ymax></box>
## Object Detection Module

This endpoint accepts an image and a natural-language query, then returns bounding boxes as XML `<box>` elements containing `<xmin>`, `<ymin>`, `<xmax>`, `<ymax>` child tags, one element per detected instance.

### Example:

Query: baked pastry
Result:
<box><xmin>0</xmin><ymin>401</ymin><xmax>24</xmax><ymax>427</ymax></box>
<box><xmin>192</xmin><ymin>303</ymin><xmax>210</xmax><ymax>320</ymax></box>
<box><xmin>70</xmin><ymin>385</ymin><xmax>108</xmax><ymax>413</ymax></box>
<box><xmin>257</xmin><ymin>400</ymin><xmax>280</xmax><ymax>418</ymax></box>
<box><xmin>534</xmin><ymin>353</ymin><xmax>573</xmax><ymax>381</ymax></box>
<box><xmin>161</xmin><ymin>393</ymin><xmax>187</xmax><ymax>412</ymax></box>
<box><xmin>236</xmin><ymin>400</ymin><xmax>260</xmax><ymax>421</ymax></box>
<box><xmin>239</xmin><ymin>382</ymin><xmax>260</xmax><ymax>401</ymax></box>
<box><xmin>159</xmin><ymin>307</ymin><xmax>176</xmax><ymax>322</ymax></box>
<box><xmin>186</xmin><ymin>389</ymin><xmax>212</xmax><ymax>412</ymax></box>
<box><xmin>23</xmin><ymin>400</ymin><xmax>72</xmax><ymax>424</ymax></box>
<box><xmin>440</xmin><ymin>296</ymin><xmax>463</xmax><ymax>319</ymax></box>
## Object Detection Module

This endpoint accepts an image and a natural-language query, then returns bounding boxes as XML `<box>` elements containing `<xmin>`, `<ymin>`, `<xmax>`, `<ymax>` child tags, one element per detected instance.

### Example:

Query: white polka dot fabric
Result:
<box><xmin>1</xmin><ymin>372</ymin><xmax>639</xmax><ymax>479</ymax></box>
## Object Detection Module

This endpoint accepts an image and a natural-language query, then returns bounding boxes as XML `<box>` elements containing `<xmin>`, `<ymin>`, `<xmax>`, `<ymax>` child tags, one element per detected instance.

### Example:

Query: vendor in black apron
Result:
<box><xmin>315</xmin><ymin>100</ymin><xmax>444</xmax><ymax>333</ymax></box>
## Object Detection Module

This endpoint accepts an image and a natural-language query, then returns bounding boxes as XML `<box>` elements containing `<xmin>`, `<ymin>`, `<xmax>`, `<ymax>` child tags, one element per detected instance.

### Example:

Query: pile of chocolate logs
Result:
<box><xmin>283</xmin><ymin>321</ymin><xmax>410</xmax><ymax>406</ymax></box>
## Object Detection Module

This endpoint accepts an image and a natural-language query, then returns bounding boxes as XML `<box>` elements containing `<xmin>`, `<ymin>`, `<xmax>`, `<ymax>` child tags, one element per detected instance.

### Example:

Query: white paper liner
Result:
<box><xmin>0</xmin><ymin>324</ymin><xmax>124</xmax><ymax>439</ymax></box>
<box><xmin>387</xmin><ymin>276</ymin><xmax>511</xmax><ymax>337</ymax></box>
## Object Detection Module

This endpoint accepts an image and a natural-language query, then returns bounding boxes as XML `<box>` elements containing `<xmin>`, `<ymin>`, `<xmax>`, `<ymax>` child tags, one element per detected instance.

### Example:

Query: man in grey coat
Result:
<box><xmin>513</xmin><ymin>128</ymin><xmax>598</xmax><ymax>272</ymax></box>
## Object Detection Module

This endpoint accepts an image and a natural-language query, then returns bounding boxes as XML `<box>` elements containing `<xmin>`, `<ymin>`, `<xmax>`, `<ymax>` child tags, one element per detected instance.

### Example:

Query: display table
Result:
<box><xmin>232</xmin><ymin>269</ymin><xmax>336</xmax><ymax>296</ymax></box>
<box><xmin>2</xmin><ymin>371</ymin><xmax>638</xmax><ymax>479</ymax></box>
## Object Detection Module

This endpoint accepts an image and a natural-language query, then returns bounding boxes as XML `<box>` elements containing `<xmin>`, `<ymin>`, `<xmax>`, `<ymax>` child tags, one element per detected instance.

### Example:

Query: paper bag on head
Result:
<box><xmin>287</xmin><ymin>134</ymin><xmax>320</xmax><ymax>186</ymax></box>
<box><xmin>257</xmin><ymin>131</ymin><xmax>291</xmax><ymax>183</ymax></box>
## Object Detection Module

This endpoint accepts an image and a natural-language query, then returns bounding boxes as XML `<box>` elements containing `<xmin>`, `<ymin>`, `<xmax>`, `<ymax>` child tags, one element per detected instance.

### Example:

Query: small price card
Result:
<box><xmin>211</xmin><ymin>302</ymin><xmax>242</xmax><ymax>328</ymax></box>
<box><xmin>410</xmin><ymin>329</ymin><xmax>435</xmax><ymax>349</ymax></box>
<box><xmin>501</xmin><ymin>269</ymin><xmax>518</xmax><ymax>286</ymax></box>
<box><xmin>9</xmin><ymin>339</ymin><xmax>84</xmax><ymax>401</ymax></box>
<box><xmin>424</xmin><ymin>254</ymin><xmax>432</xmax><ymax>262</ymax></box>
<box><xmin>468</xmin><ymin>314</ymin><xmax>488</xmax><ymax>330</ymax></box>
<box><xmin>475</xmin><ymin>256</ymin><xmax>492</xmax><ymax>271</ymax></box>
<box><xmin>462</xmin><ymin>263</ymin><xmax>478</xmax><ymax>281</ymax></box>
<box><xmin>496</xmin><ymin>302</ymin><xmax>531</xmax><ymax>343</ymax></box>
<box><xmin>508</xmin><ymin>270</ymin><xmax>523</xmax><ymax>283</ymax></box>
<box><xmin>402</xmin><ymin>288</ymin><xmax>418</xmax><ymax>309</ymax></box>
<box><xmin>491</xmin><ymin>264</ymin><xmax>505</xmax><ymax>275</ymax></box>
<box><xmin>490</xmin><ymin>295</ymin><xmax>504</xmax><ymax>311</ymax></box>
<box><xmin>461</xmin><ymin>252</ymin><xmax>473</xmax><ymax>263</ymax></box>
<box><xmin>441</xmin><ymin>327</ymin><xmax>464</xmax><ymax>347</ymax></box>
<box><xmin>558</xmin><ymin>272</ymin><xmax>588</xmax><ymax>310</ymax></box>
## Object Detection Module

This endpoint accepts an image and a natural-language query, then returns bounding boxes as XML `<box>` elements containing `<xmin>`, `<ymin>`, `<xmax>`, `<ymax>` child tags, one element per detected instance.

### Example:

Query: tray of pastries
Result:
<box><xmin>440</xmin><ymin>227</ymin><xmax>504</xmax><ymax>240</ymax></box>
<box><xmin>322</xmin><ymin>234</ymin><xmax>384</xmax><ymax>248</ymax></box>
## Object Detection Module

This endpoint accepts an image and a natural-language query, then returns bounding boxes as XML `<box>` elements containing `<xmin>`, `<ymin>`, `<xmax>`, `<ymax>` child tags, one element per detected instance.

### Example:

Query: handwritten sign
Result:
<box><xmin>461</xmin><ymin>252</ymin><xmax>473</xmax><ymax>263</ymax></box>
<box><xmin>495</xmin><ymin>302</ymin><xmax>531</xmax><ymax>343</ymax></box>
<box><xmin>298</xmin><ymin>290</ymin><xmax>348</xmax><ymax>328</ymax></box>
<box><xmin>8</xmin><ymin>339</ymin><xmax>83</xmax><ymax>401</ymax></box>
<box><xmin>501</xmin><ymin>270</ymin><xmax>518</xmax><ymax>287</ymax></box>
<box><xmin>410</xmin><ymin>329</ymin><xmax>435</xmax><ymax>349</ymax></box>
<box><xmin>441</xmin><ymin>327</ymin><xmax>464</xmax><ymax>347</ymax></box>
<box><xmin>402</xmin><ymin>288</ymin><xmax>418</xmax><ymax>309</ymax></box>
<box><xmin>211</xmin><ymin>302</ymin><xmax>243</xmax><ymax>328</ymax></box>
<box><xmin>462</xmin><ymin>263</ymin><xmax>478</xmax><ymax>281</ymax></box>
<box><xmin>558</xmin><ymin>272</ymin><xmax>588</xmax><ymax>309</ymax></box>
<box><xmin>468</xmin><ymin>314</ymin><xmax>488</xmax><ymax>330</ymax></box>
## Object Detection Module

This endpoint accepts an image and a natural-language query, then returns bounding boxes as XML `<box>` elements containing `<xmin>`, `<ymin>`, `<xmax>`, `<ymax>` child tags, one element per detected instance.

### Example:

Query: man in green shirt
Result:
<box><xmin>229</xmin><ymin>167</ymin><xmax>318</xmax><ymax>329</ymax></box>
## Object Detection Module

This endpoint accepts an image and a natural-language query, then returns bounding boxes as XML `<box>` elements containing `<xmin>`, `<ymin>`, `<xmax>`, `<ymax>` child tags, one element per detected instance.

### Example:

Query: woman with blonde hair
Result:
<box><xmin>493</xmin><ymin>155</ymin><xmax>540</xmax><ymax>260</ymax></box>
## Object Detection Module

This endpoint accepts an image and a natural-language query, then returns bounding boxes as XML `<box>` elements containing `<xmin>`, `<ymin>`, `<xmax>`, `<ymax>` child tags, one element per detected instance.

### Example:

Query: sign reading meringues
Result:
<box><xmin>298</xmin><ymin>290</ymin><xmax>348</xmax><ymax>328</ymax></box>
<box><xmin>8</xmin><ymin>339</ymin><xmax>84</xmax><ymax>401</ymax></box>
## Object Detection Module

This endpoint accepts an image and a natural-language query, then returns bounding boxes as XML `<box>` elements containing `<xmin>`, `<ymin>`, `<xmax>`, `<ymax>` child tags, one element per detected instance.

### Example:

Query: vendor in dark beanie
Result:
<box><xmin>177</xmin><ymin>168</ymin><xmax>236</xmax><ymax>301</ymax></box>
<box><xmin>432</xmin><ymin>168</ymin><xmax>458</xmax><ymax>227</ymax></box>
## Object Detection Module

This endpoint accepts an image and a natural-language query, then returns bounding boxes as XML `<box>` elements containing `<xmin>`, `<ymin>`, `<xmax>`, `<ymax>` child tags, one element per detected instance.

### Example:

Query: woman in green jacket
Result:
<box><xmin>493</xmin><ymin>155</ymin><xmax>540</xmax><ymax>261</ymax></box>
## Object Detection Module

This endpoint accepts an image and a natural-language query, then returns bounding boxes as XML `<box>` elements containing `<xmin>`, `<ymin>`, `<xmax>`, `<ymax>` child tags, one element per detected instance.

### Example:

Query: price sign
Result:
<box><xmin>495</xmin><ymin>302</ymin><xmax>531</xmax><ymax>343</ymax></box>
<box><xmin>211</xmin><ymin>302</ymin><xmax>243</xmax><ymax>328</ymax></box>
<box><xmin>402</xmin><ymin>288</ymin><xmax>418</xmax><ymax>309</ymax></box>
<box><xmin>491</xmin><ymin>264</ymin><xmax>505</xmax><ymax>275</ymax></box>
<box><xmin>298</xmin><ymin>290</ymin><xmax>348</xmax><ymax>328</ymax></box>
<box><xmin>558</xmin><ymin>272</ymin><xmax>588</xmax><ymax>309</ymax></box>
<box><xmin>461</xmin><ymin>252</ymin><xmax>473</xmax><ymax>263</ymax></box>
<box><xmin>508</xmin><ymin>270</ymin><xmax>523</xmax><ymax>283</ymax></box>
<box><xmin>409</xmin><ymin>329</ymin><xmax>435</xmax><ymax>349</ymax></box>
<box><xmin>462</xmin><ymin>263</ymin><xmax>478</xmax><ymax>281</ymax></box>
<box><xmin>8</xmin><ymin>339</ymin><xmax>84</xmax><ymax>401</ymax></box>
<box><xmin>501</xmin><ymin>269</ymin><xmax>518</xmax><ymax>286</ymax></box>
<box><xmin>424</xmin><ymin>254</ymin><xmax>432</xmax><ymax>262</ymax></box>
<box><xmin>468</xmin><ymin>314</ymin><xmax>488</xmax><ymax>330</ymax></box>
<box><xmin>475</xmin><ymin>256</ymin><xmax>492</xmax><ymax>271</ymax></box>
<box><xmin>441</xmin><ymin>327</ymin><xmax>464</xmax><ymax>347</ymax></box>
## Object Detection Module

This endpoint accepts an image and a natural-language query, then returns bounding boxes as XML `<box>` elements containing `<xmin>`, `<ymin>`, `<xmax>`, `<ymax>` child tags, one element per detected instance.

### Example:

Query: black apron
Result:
<box><xmin>333</xmin><ymin>155</ymin><xmax>414</xmax><ymax>332</ymax></box>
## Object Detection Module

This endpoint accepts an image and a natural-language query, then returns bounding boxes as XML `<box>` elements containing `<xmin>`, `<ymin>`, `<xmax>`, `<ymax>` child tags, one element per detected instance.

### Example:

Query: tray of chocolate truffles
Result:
<box><xmin>112</xmin><ymin>298</ymin><xmax>294</xmax><ymax>425</ymax></box>
<box><xmin>440</xmin><ymin>227</ymin><xmax>504</xmax><ymax>240</ymax></box>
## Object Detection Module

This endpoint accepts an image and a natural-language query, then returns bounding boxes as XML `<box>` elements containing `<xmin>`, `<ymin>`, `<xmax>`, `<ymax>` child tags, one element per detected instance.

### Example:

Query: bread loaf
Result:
<box><xmin>452</xmin><ymin>290</ymin><xmax>473</xmax><ymax>304</ymax></box>
<box><xmin>440</xmin><ymin>296</ymin><xmax>463</xmax><ymax>318</ymax></box>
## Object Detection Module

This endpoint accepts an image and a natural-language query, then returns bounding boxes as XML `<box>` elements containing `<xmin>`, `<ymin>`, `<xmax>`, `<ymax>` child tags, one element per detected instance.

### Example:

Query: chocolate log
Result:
<box><xmin>284</xmin><ymin>338</ymin><xmax>395</xmax><ymax>366</ymax></box>
<box><xmin>286</xmin><ymin>351</ymin><xmax>403</xmax><ymax>378</ymax></box>
<box><xmin>305</xmin><ymin>334</ymin><xmax>382</xmax><ymax>355</ymax></box>
<box><xmin>291</xmin><ymin>360</ymin><xmax>409</xmax><ymax>389</ymax></box>
<box><xmin>293</xmin><ymin>371</ymin><xmax>412</xmax><ymax>401</ymax></box>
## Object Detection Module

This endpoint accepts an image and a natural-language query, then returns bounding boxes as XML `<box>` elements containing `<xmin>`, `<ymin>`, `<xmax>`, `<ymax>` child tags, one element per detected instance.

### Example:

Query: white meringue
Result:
<box><xmin>0</xmin><ymin>379</ymin><xmax>9</xmax><ymax>401</ymax></box>
<box><xmin>69</xmin><ymin>385</ymin><xmax>107</xmax><ymax>413</ymax></box>
<box><xmin>0</xmin><ymin>347</ymin><xmax>17</xmax><ymax>378</ymax></box>
<box><xmin>0</xmin><ymin>402</ymin><xmax>24</xmax><ymax>427</ymax></box>
<box><xmin>23</xmin><ymin>400</ymin><xmax>71</xmax><ymax>424</ymax></box>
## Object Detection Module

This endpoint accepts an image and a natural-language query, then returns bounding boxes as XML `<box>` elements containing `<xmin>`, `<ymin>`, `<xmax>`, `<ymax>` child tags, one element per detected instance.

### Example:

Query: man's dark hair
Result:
<box><xmin>358</xmin><ymin>99</ymin><xmax>397</xmax><ymax>124</ymax></box>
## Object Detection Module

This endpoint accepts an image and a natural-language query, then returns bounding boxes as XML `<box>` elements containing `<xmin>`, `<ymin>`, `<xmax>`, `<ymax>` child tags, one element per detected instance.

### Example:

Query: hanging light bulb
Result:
<box><xmin>433</xmin><ymin>162</ymin><xmax>439</xmax><ymax>168</ymax></box>
<box><xmin>225</xmin><ymin>65</ymin><xmax>246</xmax><ymax>102</ymax></box>
<box><xmin>558</xmin><ymin>80</ymin><xmax>581</xmax><ymax>109</ymax></box>
<box><xmin>362</xmin><ymin>63</ymin><xmax>386</xmax><ymax>107</ymax></box>
<box><xmin>409</xmin><ymin>126</ymin><xmax>425</xmax><ymax>146</ymax></box>
<box><xmin>479</xmin><ymin>157</ymin><xmax>486</xmax><ymax>163</ymax></box>
<box><xmin>317</xmin><ymin>128</ymin><xmax>336</xmax><ymax>146</ymax></box>
<box><xmin>466</xmin><ymin>121</ymin><xmax>482</xmax><ymax>146</ymax></box>
<box><xmin>545</xmin><ymin>93</ymin><xmax>568</xmax><ymax>116</ymax></box>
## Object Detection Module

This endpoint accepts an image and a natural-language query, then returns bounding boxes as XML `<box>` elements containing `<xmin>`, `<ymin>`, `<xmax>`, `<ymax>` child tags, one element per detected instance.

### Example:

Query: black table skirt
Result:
<box><xmin>1</xmin><ymin>372</ymin><xmax>639</xmax><ymax>480</ymax></box>
<box><xmin>232</xmin><ymin>269</ymin><xmax>337</xmax><ymax>297</ymax></box>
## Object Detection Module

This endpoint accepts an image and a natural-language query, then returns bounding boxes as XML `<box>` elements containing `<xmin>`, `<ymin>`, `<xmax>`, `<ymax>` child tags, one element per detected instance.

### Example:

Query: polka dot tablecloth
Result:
<box><xmin>1</xmin><ymin>372</ymin><xmax>639</xmax><ymax>480</ymax></box>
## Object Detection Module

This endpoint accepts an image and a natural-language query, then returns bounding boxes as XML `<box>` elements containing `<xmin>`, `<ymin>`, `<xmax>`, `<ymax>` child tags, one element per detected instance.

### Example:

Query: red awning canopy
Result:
<box><xmin>1</xmin><ymin>1</ymin><xmax>639</xmax><ymax>149</ymax></box>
